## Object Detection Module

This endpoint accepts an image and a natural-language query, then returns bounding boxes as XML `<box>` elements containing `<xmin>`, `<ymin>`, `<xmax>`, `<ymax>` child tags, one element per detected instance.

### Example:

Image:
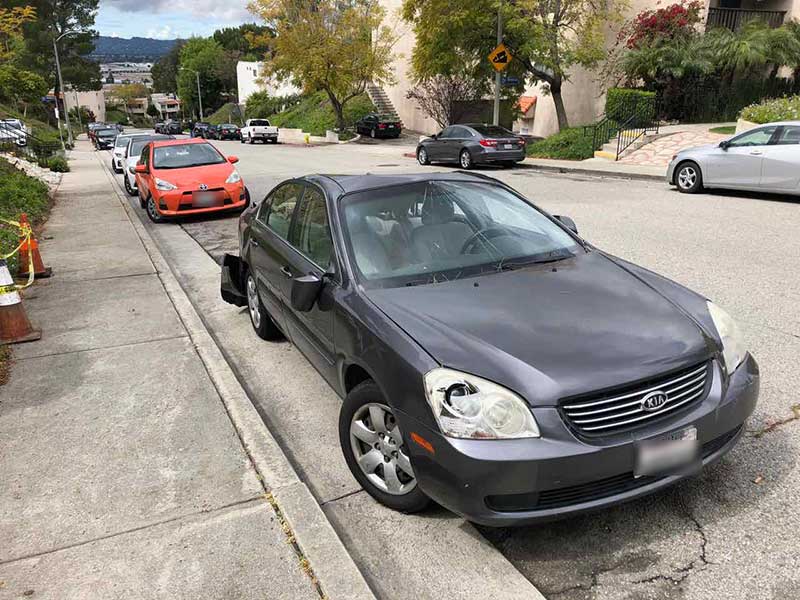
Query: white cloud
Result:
<box><xmin>146</xmin><ymin>25</ymin><xmax>176</xmax><ymax>40</ymax></box>
<box><xmin>107</xmin><ymin>0</ymin><xmax>251</xmax><ymax>22</ymax></box>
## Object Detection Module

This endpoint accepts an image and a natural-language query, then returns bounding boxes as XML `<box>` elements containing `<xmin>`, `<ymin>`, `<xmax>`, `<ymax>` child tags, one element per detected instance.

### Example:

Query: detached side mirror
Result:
<box><xmin>719</xmin><ymin>140</ymin><xmax>730</xmax><ymax>150</ymax></box>
<box><xmin>135</xmin><ymin>163</ymin><xmax>148</xmax><ymax>174</ymax></box>
<box><xmin>291</xmin><ymin>274</ymin><xmax>323</xmax><ymax>312</ymax></box>
<box><xmin>555</xmin><ymin>215</ymin><xmax>578</xmax><ymax>234</ymax></box>
<box><xmin>227</xmin><ymin>155</ymin><xmax>239</xmax><ymax>164</ymax></box>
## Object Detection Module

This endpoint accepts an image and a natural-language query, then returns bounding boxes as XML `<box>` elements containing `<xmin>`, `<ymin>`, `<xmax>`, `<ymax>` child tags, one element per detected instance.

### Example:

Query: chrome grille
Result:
<box><xmin>561</xmin><ymin>362</ymin><xmax>710</xmax><ymax>435</ymax></box>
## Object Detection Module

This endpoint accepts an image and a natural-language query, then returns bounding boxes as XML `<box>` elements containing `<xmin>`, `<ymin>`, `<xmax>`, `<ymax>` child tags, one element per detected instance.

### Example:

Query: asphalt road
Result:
<box><xmin>109</xmin><ymin>134</ymin><xmax>800</xmax><ymax>600</ymax></box>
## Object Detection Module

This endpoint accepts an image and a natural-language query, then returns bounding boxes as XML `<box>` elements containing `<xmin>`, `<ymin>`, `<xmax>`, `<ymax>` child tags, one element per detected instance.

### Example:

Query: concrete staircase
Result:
<box><xmin>366</xmin><ymin>83</ymin><xmax>400</xmax><ymax>120</ymax></box>
<box><xmin>593</xmin><ymin>131</ymin><xmax>659</xmax><ymax>161</ymax></box>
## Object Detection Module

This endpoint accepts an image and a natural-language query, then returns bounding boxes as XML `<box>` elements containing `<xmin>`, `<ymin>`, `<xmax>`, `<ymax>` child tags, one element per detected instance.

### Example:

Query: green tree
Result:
<box><xmin>0</xmin><ymin>64</ymin><xmax>48</xmax><ymax>116</ymax></box>
<box><xmin>11</xmin><ymin>0</ymin><xmax>101</xmax><ymax>92</ymax></box>
<box><xmin>248</xmin><ymin>0</ymin><xmax>396</xmax><ymax>131</ymax></box>
<box><xmin>213</xmin><ymin>23</ymin><xmax>273</xmax><ymax>61</ymax></box>
<box><xmin>176</xmin><ymin>37</ymin><xmax>227</xmax><ymax>119</ymax></box>
<box><xmin>151</xmin><ymin>39</ymin><xmax>185</xmax><ymax>93</ymax></box>
<box><xmin>705</xmin><ymin>21</ymin><xmax>800</xmax><ymax>83</ymax></box>
<box><xmin>111</xmin><ymin>82</ymin><xmax>147</xmax><ymax>118</ymax></box>
<box><xmin>402</xmin><ymin>0</ymin><xmax>625</xmax><ymax>131</ymax></box>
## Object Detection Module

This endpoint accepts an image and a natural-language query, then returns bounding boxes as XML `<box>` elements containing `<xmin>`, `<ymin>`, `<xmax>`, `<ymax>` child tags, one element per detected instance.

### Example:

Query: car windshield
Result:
<box><xmin>153</xmin><ymin>142</ymin><xmax>225</xmax><ymax>169</ymax></box>
<box><xmin>249</xmin><ymin>119</ymin><xmax>270</xmax><ymax>126</ymax></box>
<box><xmin>97</xmin><ymin>130</ymin><xmax>117</xmax><ymax>137</ymax></box>
<box><xmin>341</xmin><ymin>180</ymin><xmax>581</xmax><ymax>288</ymax></box>
<box><xmin>128</xmin><ymin>136</ymin><xmax>171</xmax><ymax>157</ymax></box>
<box><xmin>471</xmin><ymin>125</ymin><xmax>514</xmax><ymax>137</ymax></box>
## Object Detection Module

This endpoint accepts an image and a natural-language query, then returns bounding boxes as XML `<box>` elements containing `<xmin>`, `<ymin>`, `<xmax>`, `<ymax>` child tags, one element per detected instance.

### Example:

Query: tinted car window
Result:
<box><xmin>439</xmin><ymin>126</ymin><xmax>455</xmax><ymax>139</ymax></box>
<box><xmin>471</xmin><ymin>125</ymin><xmax>514</xmax><ymax>137</ymax></box>
<box><xmin>451</xmin><ymin>126</ymin><xmax>472</xmax><ymax>138</ymax></box>
<box><xmin>249</xmin><ymin>119</ymin><xmax>271</xmax><ymax>126</ymax></box>
<box><xmin>265</xmin><ymin>183</ymin><xmax>302</xmax><ymax>240</ymax></box>
<box><xmin>152</xmin><ymin>143</ymin><xmax>225</xmax><ymax>169</ymax></box>
<box><xmin>728</xmin><ymin>127</ymin><xmax>776</xmax><ymax>147</ymax></box>
<box><xmin>774</xmin><ymin>126</ymin><xmax>800</xmax><ymax>145</ymax></box>
<box><xmin>291</xmin><ymin>186</ymin><xmax>333</xmax><ymax>268</ymax></box>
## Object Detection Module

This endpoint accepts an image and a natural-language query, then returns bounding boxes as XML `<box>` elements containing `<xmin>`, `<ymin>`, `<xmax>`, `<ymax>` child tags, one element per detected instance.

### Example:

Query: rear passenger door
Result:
<box><xmin>248</xmin><ymin>182</ymin><xmax>304</xmax><ymax>333</ymax></box>
<box><xmin>283</xmin><ymin>183</ymin><xmax>338</xmax><ymax>385</ymax></box>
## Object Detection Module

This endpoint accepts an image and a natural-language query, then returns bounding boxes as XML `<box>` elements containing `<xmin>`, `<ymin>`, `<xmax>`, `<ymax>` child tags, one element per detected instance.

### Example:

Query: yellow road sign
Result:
<box><xmin>488</xmin><ymin>43</ymin><xmax>512</xmax><ymax>72</ymax></box>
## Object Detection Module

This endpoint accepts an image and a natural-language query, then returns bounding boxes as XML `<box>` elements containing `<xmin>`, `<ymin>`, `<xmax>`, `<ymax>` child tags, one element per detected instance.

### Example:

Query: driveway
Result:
<box><xmin>106</xmin><ymin>138</ymin><xmax>800</xmax><ymax>599</ymax></box>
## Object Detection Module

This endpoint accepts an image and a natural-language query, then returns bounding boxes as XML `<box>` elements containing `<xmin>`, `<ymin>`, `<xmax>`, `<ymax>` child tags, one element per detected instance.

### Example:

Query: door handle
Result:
<box><xmin>280</xmin><ymin>266</ymin><xmax>293</xmax><ymax>279</ymax></box>
<box><xmin>249</xmin><ymin>238</ymin><xmax>259</xmax><ymax>247</ymax></box>
<box><xmin>749</xmin><ymin>150</ymin><xmax>763</xmax><ymax>155</ymax></box>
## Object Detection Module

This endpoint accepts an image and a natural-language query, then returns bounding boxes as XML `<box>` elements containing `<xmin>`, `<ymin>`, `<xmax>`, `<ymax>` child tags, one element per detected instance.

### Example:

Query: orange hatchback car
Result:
<box><xmin>134</xmin><ymin>138</ymin><xmax>248</xmax><ymax>222</ymax></box>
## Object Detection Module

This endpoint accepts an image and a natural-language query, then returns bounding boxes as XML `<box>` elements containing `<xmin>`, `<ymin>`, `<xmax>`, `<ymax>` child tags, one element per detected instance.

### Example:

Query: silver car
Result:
<box><xmin>667</xmin><ymin>121</ymin><xmax>800</xmax><ymax>195</ymax></box>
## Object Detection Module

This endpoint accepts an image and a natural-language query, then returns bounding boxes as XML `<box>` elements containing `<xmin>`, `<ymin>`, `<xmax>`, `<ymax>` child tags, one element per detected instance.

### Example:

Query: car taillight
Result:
<box><xmin>517</xmin><ymin>138</ymin><xmax>526</xmax><ymax>145</ymax></box>
<box><xmin>378</xmin><ymin>123</ymin><xmax>386</xmax><ymax>129</ymax></box>
<box><xmin>479</xmin><ymin>139</ymin><xmax>498</xmax><ymax>147</ymax></box>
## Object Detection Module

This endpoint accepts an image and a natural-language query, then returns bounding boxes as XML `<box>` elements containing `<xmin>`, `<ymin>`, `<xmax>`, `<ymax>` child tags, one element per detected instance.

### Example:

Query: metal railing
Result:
<box><xmin>0</xmin><ymin>121</ymin><xmax>62</xmax><ymax>166</ymax></box>
<box><xmin>616</xmin><ymin>96</ymin><xmax>659</xmax><ymax>160</ymax></box>
<box><xmin>706</xmin><ymin>7</ymin><xmax>786</xmax><ymax>32</ymax></box>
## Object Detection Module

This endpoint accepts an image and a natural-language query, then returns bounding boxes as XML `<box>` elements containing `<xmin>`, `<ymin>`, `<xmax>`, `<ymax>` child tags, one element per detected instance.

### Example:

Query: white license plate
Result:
<box><xmin>635</xmin><ymin>426</ymin><xmax>699</xmax><ymax>477</ymax></box>
<box><xmin>194</xmin><ymin>192</ymin><xmax>217</xmax><ymax>207</ymax></box>
<box><xmin>503</xmin><ymin>143</ymin><xmax>514</xmax><ymax>149</ymax></box>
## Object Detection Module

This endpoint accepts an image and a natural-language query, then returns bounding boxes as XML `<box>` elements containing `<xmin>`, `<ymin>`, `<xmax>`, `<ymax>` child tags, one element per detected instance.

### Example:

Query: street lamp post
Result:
<box><xmin>53</xmin><ymin>30</ymin><xmax>77</xmax><ymax>147</ymax></box>
<box><xmin>181</xmin><ymin>67</ymin><xmax>203</xmax><ymax>120</ymax></box>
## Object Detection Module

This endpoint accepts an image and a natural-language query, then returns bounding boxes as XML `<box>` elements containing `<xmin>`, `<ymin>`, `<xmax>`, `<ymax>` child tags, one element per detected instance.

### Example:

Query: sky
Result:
<box><xmin>95</xmin><ymin>0</ymin><xmax>254</xmax><ymax>39</ymax></box>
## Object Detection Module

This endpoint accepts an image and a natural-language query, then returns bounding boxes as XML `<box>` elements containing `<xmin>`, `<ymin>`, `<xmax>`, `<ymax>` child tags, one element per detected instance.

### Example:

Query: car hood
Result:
<box><xmin>152</xmin><ymin>162</ymin><xmax>233</xmax><ymax>187</ymax></box>
<box><xmin>364</xmin><ymin>251</ymin><xmax>713</xmax><ymax>405</ymax></box>
<box><xmin>677</xmin><ymin>143</ymin><xmax>718</xmax><ymax>156</ymax></box>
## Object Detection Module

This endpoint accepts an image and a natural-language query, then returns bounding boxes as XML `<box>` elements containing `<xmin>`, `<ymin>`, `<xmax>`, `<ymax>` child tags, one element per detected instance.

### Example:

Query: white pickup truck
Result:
<box><xmin>240</xmin><ymin>119</ymin><xmax>279</xmax><ymax>144</ymax></box>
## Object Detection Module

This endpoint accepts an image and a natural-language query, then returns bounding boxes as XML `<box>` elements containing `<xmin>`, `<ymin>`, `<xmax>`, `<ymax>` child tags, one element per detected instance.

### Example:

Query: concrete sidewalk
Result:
<box><xmin>522</xmin><ymin>156</ymin><xmax>665</xmax><ymax>181</ymax></box>
<box><xmin>0</xmin><ymin>141</ymin><xmax>372</xmax><ymax>599</ymax></box>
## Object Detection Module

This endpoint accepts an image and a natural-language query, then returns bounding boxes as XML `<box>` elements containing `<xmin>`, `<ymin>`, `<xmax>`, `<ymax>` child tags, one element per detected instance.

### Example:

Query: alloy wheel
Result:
<box><xmin>246</xmin><ymin>274</ymin><xmax>261</xmax><ymax>330</ymax></box>
<box><xmin>678</xmin><ymin>166</ymin><xmax>697</xmax><ymax>190</ymax></box>
<box><xmin>349</xmin><ymin>402</ymin><xmax>416</xmax><ymax>496</ymax></box>
<box><xmin>417</xmin><ymin>148</ymin><xmax>428</xmax><ymax>165</ymax></box>
<box><xmin>460</xmin><ymin>150</ymin><xmax>471</xmax><ymax>169</ymax></box>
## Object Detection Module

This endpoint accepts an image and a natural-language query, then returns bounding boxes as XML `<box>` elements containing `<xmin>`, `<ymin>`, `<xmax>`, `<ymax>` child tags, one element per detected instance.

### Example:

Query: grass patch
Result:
<box><xmin>709</xmin><ymin>126</ymin><xmax>736</xmax><ymax>135</ymax></box>
<box><xmin>269</xmin><ymin>92</ymin><xmax>375</xmax><ymax>136</ymax></box>
<box><xmin>105</xmin><ymin>108</ymin><xmax>128</xmax><ymax>125</ymax></box>
<box><xmin>1</xmin><ymin>104</ymin><xmax>61</xmax><ymax>144</ymax></box>
<box><xmin>526</xmin><ymin>127</ymin><xmax>596</xmax><ymax>161</ymax></box>
<box><xmin>0</xmin><ymin>157</ymin><xmax>52</xmax><ymax>274</ymax></box>
<box><xmin>207</xmin><ymin>102</ymin><xmax>244</xmax><ymax>126</ymax></box>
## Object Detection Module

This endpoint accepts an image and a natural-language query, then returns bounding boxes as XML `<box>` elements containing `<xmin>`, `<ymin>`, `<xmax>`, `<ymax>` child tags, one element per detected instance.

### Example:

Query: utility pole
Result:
<box><xmin>73</xmin><ymin>89</ymin><xmax>82</xmax><ymax>131</ymax></box>
<box><xmin>53</xmin><ymin>32</ymin><xmax>75</xmax><ymax>147</ymax></box>
<box><xmin>493</xmin><ymin>3</ymin><xmax>503</xmax><ymax>126</ymax></box>
<box><xmin>195</xmin><ymin>71</ymin><xmax>203</xmax><ymax>120</ymax></box>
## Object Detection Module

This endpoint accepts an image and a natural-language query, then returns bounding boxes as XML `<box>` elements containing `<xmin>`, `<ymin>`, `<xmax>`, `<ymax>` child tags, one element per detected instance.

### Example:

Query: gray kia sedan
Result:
<box><xmin>416</xmin><ymin>124</ymin><xmax>526</xmax><ymax>169</ymax></box>
<box><xmin>221</xmin><ymin>172</ymin><xmax>759</xmax><ymax>526</ymax></box>
<box><xmin>668</xmin><ymin>121</ymin><xmax>800</xmax><ymax>195</ymax></box>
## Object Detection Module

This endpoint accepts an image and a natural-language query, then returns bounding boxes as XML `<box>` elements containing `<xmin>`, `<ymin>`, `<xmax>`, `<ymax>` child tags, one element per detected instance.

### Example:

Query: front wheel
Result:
<box><xmin>146</xmin><ymin>195</ymin><xmax>165</xmax><ymax>223</ymax></box>
<box><xmin>459</xmin><ymin>149</ymin><xmax>472</xmax><ymax>170</ymax></box>
<box><xmin>676</xmin><ymin>161</ymin><xmax>703</xmax><ymax>194</ymax></box>
<box><xmin>417</xmin><ymin>147</ymin><xmax>430</xmax><ymax>166</ymax></box>
<box><xmin>339</xmin><ymin>380</ymin><xmax>430</xmax><ymax>513</ymax></box>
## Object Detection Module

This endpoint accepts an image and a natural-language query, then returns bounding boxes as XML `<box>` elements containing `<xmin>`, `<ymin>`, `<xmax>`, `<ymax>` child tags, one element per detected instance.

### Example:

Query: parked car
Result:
<box><xmin>122</xmin><ymin>134</ymin><xmax>173</xmax><ymax>197</ymax></box>
<box><xmin>0</xmin><ymin>118</ymin><xmax>27</xmax><ymax>146</ymax></box>
<box><xmin>133</xmin><ymin>138</ymin><xmax>248</xmax><ymax>222</ymax></box>
<box><xmin>240</xmin><ymin>118</ymin><xmax>278</xmax><ymax>144</ymax></box>
<box><xmin>112</xmin><ymin>132</ymin><xmax>150</xmax><ymax>173</ymax></box>
<box><xmin>668</xmin><ymin>121</ymin><xmax>800</xmax><ymax>195</ymax></box>
<box><xmin>220</xmin><ymin>172</ymin><xmax>759</xmax><ymax>526</ymax></box>
<box><xmin>87</xmin><ymin>122</ymin><xmax>107</xmax><ymax>143</ymax></box>
<box><xmin>156</xmin><ymin>120</ymin><xmax>183</xmax><ymax>135</ymax></box>
<box><xmin>94</xmin><ymin>127</ymin><xmax>119</xmax><ymax>150</ymax></box>
<box><xmin>355</xmin><ymin>113</ymin><xmax>402</xmax><ymax>139</ymax></box>
<box><xmin>416</xmin><ymin>124</ymin><xmax>526</xmax><ymax>169</ymax></box>
<box><xmin>209</xmin><ymin>123</ymin><xmax>241</xmax><ymax>140</ymax></box>
<box><xmin>191</xmin><ymin>122</ymin><xmax>213</xmax><ymax>138</ymax></box>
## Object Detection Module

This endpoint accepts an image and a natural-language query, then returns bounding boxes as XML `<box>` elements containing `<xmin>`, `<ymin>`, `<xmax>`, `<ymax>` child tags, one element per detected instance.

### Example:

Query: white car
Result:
<box><xmin>240</xmin><ymin>118</ymin><xmax>278</xmax><ymax>144</ymax></box>
<box><xmin>667</xmin><ymin>121</ymin><xmax>800</xmax><ymax>195</ymax></box>
<box><xmin>111</xmin><ymin>133</ymin><xmax>151</xmax><ymax>174</ymax></box>
<box><xmin>122</xmin><ymin>134</ymin><xmax>173</xmax><ymax>196</ymax></box>
<box><xmin>0</xmin><ymin>119</ymin><xmax>27</xmax><ymax>146</ymax></box>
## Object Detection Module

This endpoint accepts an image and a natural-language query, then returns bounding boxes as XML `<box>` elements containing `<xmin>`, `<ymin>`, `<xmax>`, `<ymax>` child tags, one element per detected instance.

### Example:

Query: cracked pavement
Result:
<box><xmin>174</xmin><ymin>139</ymin><xmax>799</xmax><ymax>599</ymax></box>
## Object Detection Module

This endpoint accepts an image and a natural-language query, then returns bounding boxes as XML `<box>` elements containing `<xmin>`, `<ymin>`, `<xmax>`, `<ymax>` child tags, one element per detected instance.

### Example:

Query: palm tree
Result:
<box><xmin>704</xmin><ymin>21</ymin><xmax>800</xmax><ymax>82</ymax></box>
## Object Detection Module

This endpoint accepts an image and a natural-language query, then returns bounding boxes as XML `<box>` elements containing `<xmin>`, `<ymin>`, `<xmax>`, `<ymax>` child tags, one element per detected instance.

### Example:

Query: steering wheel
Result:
<box><xmin>460</xmin><ymin>227</ymin><xmax>517</xmax><ymax>255</ymax></box>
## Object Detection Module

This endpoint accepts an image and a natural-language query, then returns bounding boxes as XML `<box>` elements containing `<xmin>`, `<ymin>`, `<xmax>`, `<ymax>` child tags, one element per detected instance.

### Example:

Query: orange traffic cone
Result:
<box><xmin>17</xmin><ymin>214</ymin><xmax>51</xmax><ymax>279</ymax></box>
<box><xmin>0</xmin><ymin>259</ymin><xmax>41</xmax><ymax>344</ymax></box>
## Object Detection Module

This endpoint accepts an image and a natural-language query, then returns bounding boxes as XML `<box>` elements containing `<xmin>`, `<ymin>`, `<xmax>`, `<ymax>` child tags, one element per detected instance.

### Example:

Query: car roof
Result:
<box><xmin>309</xmin><ymin>172</ymin><xmax>499</xmax><ymax>195</ymax></box>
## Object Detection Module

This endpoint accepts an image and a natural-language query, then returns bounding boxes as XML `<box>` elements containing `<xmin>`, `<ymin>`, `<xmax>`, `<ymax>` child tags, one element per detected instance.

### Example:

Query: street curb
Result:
<box><xmin>520</xmin><ymin>160</ymin><xmax>665</xmax><ymax>182</ymax></box>
<box><xmin>95</xmin><ymin>153</ymin><xmax>377</xmax><ymax>600</ymax></box>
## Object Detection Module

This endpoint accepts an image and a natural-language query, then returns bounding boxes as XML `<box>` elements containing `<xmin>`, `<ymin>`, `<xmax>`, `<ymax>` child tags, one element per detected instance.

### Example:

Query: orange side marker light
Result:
<box><xmin>411</xmin><ymin>432</ymin><xmax>435</xmax><ymax>454</ymax></box>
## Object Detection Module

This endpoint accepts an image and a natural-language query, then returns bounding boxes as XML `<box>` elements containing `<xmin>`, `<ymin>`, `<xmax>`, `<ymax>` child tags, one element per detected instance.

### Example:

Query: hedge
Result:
<box><xmin>605</xmin><ymin>88</ymin><xmax>656</xmax><ymax>121</ymax></box>
<box><xmin>526</xmin><ymin>127</ymin><xmax>596</xmax><ymax>161</ymax></box>
<box><xmin>739</xmin><ymin>95</ymin><xmax>800</xmax><ymax>124</ymax></box>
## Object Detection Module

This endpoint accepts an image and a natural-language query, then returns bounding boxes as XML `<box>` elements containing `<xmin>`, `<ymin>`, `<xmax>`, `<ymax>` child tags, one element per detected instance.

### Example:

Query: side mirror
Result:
<box><xmin>555</xmin><ymin>215</ymin><xmax>578</xmax><ymax>234</ymax></box>
<box><xmin>431</xmin><ymin>134</ymin><xmax>438</xmax><ymax>140</ymax></box>
<box><xmin>227</xmin><ymin>155</ymin><xmax>239</xmax><ymax>164</ymax></box>
<box><xmin>135</xmin><ymin>163</ymin><xmax>148</xmax><ymax>174</ymax></box>
<box><xmin>290</xmin><ymin>274</ymin><xmax>323</xmax><ymax>312</ymax></box>
<box><xmin>719</xmin><ymin>140</ymin><xmax>730</xmax><ymax>150</ymax></box>
<box><xmin>128</xmin><ymin>166</ymin><xmax>136</xmax><ymax>174</ymax></box>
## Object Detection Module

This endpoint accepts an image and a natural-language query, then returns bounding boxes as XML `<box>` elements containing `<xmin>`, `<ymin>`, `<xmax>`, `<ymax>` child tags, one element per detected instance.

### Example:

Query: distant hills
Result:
<box><xmin>91</xmin><ymin>36</ymin><xmax>178</xmax><ymax>62</ymax></box>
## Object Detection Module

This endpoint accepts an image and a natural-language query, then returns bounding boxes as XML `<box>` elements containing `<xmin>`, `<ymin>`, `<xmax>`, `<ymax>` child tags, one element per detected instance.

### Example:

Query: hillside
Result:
<box><xmin>91</xmin><ymin>36</ymin><xmax>178</xmax><ymax>62</ymax></box>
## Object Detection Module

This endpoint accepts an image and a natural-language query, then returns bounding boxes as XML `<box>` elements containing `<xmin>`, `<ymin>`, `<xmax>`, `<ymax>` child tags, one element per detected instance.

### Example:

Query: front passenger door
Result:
<box><xmin>283</xmin><ymin>184</ymin><xmax>338</xmax><ymax>385</ymax></box>
<box><xmin>706</xmin><ymin>126</ymin><xmax>777</xmax><ymax>187</ymax></box>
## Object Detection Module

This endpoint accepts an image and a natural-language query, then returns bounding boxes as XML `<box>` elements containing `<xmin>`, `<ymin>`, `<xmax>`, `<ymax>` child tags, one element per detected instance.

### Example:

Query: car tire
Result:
<box><xmin>146</xmin><ymin>195</ymin><xmax>165</xmax><ymax>223</ymax></box>
<box><xmin>417</xmin><ymin>147</ymin><xmax>430</xmax><ymax>166</ymax></box>
<box><xmin>501</xmin><ymin>161</ymin><xmax>515</xmax><ymax>169</ymax></box>
<box><xmin>248</xmin><ymin>136</ymin><xmax>254</xmax><ymax>144</ymax></box>
<box><xmin>339</xmin><ymin>380</ymin><xmax>430</xmax><ymax>513</ymax></box>
<box><xmin>124</xmin><ymin>175</ymin><xmax>137</xmax><ymax>197</ymax></box>
<box><xmin>245</xmin><ymin>269</ymin><xmax>282</xmax><ymax>340</ymax></box>
<box><xmin>675</xmin><ymin>161</ymin><xmax>703</xmax><ymax>194</ymax></box>
<box><xmin>240</xmin><ymin>136</ymin><xmax>245</xmax><ymax>144</ymax></box>
<box><xmin>370</xmin><ymin>128</ymin><xmax>376</xmax><ymax>139</ymax></box>
<box><xmin>459</xmin><ymin>149</ymin><xmax>473</xmax><ymax>170</ymax></box>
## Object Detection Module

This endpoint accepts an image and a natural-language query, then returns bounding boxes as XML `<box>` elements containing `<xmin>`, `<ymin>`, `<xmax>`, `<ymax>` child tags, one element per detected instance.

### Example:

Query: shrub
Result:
<box><xmin>245</xmin><ymin>91</ymin><xmax>302</xmax><ymax>120</ymax></box>
<box><xmin>621</xmin><ymin>1</ymin><xmax>704</xmax><ymax>49</ymax></box>
<box><xmin>605</xmin><ymin>88</ymin><xmax>656</xmax><ymax>121</ymax></box>
<box><xmin>269</xmin><ymin>92</ymin><xmax>375</xmax><ymax>135</ymax></box>
<box><xmin>740</xmin><ymin>95</ymin><xmax>800</xmax><ymax>124</ymax></box>
<box><xmin>526</xmin><ymin>127</ymin><xmax>596</xmax><ymax>161</ymax></box>
<box><xmin>47</xmin><ymin>156</ymin><xmax>69</xmax><ymax>172</ymax></box>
